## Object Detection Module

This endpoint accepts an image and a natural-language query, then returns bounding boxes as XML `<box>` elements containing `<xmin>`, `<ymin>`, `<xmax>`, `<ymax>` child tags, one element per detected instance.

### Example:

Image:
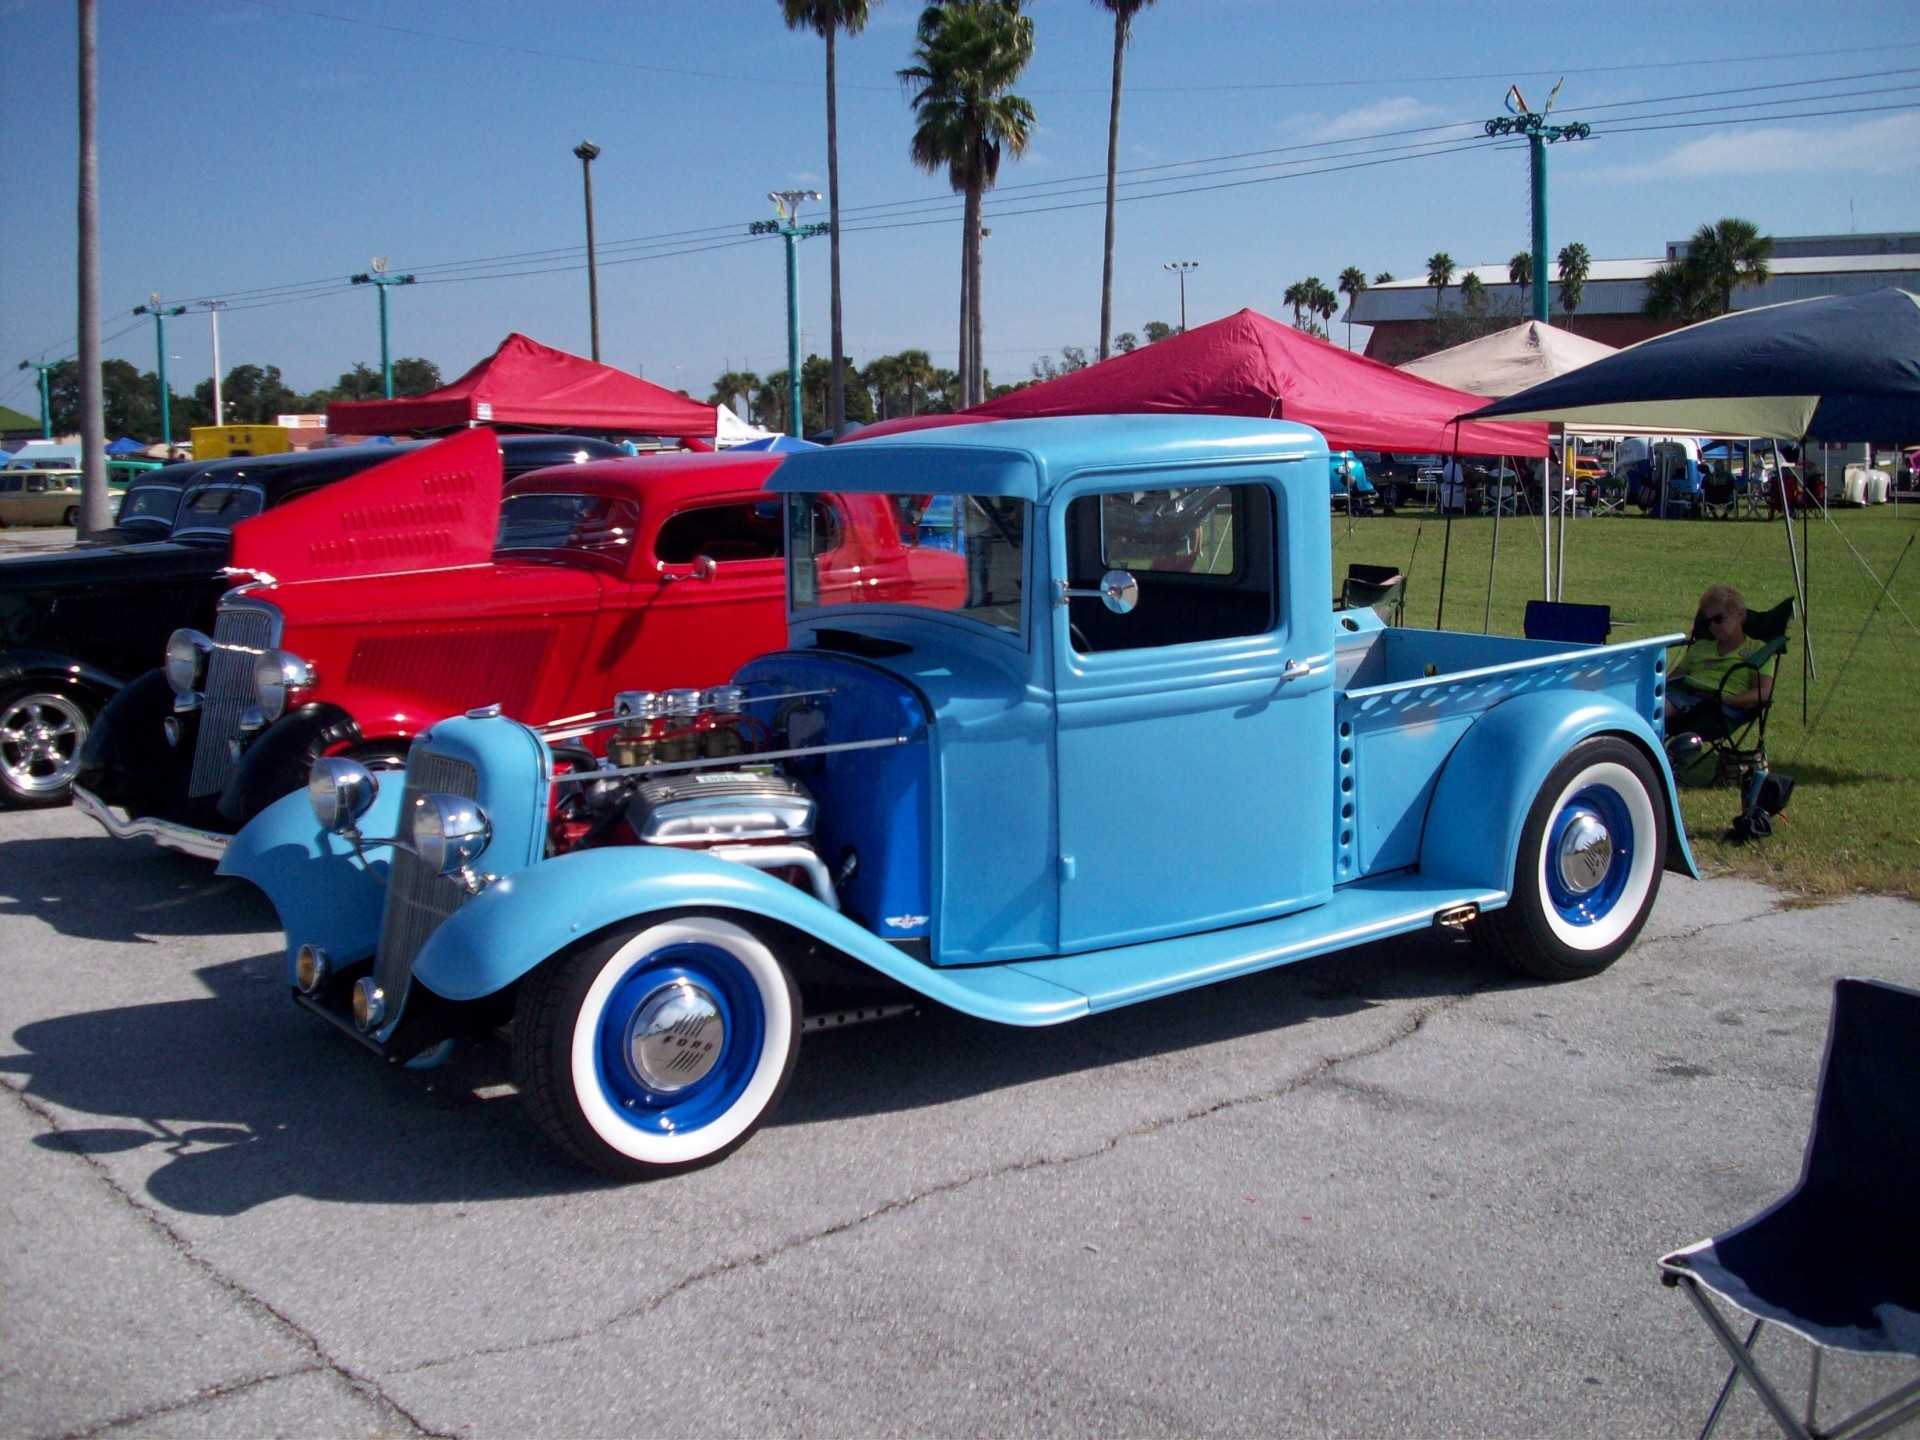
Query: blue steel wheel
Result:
<box><xmin>514</xmin><ymin>914</ymin><xmax>799</xmax><ymax>1179</ymax></box>
<box><xmin>1476</xmin><ymin>737</ymin><xmax>1665</xmax><ymax>982</ymax></box>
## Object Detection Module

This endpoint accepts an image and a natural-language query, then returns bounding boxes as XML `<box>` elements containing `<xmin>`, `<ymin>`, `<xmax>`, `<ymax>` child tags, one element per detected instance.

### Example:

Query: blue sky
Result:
<box><xmin>3</xmin><ymin>0</ymin><xmax>1917</xmax><ymax>416</ymax></box>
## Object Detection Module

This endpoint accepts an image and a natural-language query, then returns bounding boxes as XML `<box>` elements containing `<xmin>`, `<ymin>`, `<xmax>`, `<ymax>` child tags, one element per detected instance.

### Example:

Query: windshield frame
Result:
<box><xmin>169</xmin><ymin>481</ymin><xmax>267</xmax><ymax>541</ymax></box>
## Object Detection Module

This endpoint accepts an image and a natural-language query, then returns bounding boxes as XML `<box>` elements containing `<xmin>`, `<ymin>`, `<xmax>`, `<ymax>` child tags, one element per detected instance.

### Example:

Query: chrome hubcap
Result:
<box><xmin>1556</xmin><ymin>812</ymin><xmax>1614</xmax><ymax>894</ymax></box>
<box><xmin>0</xmin><ymin>694</ymin><xmax>85</xmax><ymax>793</ymax></box>
<box><xmin>625</xmin><ymin>981</ymin><xmax>725</xmax><ymax>1092</ymax></box>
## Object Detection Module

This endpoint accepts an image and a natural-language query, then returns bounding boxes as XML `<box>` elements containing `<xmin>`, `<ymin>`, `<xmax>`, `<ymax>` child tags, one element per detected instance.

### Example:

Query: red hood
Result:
<box><xmin>228</xmin><ymin>429</ymin><xmax>503</xmax><ymax>583</ymax></box>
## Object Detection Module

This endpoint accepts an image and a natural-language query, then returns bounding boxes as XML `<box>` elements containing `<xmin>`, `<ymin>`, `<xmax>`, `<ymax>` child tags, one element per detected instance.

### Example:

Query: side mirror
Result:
<box><xmin>661</xmin><ymin>554</ymin><xmax>717</xmax><ymax>583</ymax></box>
<box><xmin>1059</xmin><ymin>569</ymin><xmax>1140</xmax><ymax>615</ymax></box>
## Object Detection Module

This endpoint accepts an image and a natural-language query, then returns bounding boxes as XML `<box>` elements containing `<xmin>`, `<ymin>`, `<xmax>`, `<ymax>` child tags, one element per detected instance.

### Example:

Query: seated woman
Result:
<box><xmin>1666</xmin><ymin>583</ymin><xmax>1773</xmax><ymax>736</ymax></box>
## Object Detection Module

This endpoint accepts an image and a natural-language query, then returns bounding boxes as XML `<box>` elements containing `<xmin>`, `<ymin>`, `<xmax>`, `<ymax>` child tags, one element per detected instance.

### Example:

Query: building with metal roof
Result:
<box><xmin>1349</xmin><ymin>233</ymin><xmax>1920</xmax><ymax>364</ymax></box>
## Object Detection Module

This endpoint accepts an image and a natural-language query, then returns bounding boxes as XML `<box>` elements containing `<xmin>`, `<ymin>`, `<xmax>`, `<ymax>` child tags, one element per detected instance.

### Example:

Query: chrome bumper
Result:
<box><xmin>71</xmin><ymin>784</ymin><xmax>230</xmax><ymax>860</ymax></box>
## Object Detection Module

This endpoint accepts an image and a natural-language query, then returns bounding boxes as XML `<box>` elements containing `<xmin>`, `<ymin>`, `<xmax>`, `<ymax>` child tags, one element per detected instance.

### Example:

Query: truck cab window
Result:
<box><xmin>1064</xmin><ymin>483</ymin><xmax>1276</xmax><ymax>653</ymax></box>
<box><xmin>655</xmin><ymin>500</ymin><xmax>784</xmax><ymax>564</ymax></box>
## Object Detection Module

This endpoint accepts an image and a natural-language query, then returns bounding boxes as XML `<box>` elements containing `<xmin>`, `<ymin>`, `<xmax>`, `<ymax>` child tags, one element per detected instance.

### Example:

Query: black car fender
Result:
<box><xmin>0</xmin><ymin>647</ymin><xmax>123</xmax><ymax>700</ymax></box>
<box><xmin>217</xmin><ymin>702</ymin><xmax>363</xmax><ymax>826</ymax></box>
<box><xmin>74</xmin><ymin>667</ymin><xmax>197</xmax><ymax>817</ymax></box>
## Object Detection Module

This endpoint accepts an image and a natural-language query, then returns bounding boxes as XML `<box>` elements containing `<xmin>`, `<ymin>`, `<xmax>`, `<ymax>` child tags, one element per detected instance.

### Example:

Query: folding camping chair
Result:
<box><xmin>1339</xmin><ymin>563</ymin><xmax>1406</xmax><ymax>626</ymax></box>
<box><xmin>1665</xmin><ymin>597</ymin><xmax>1794</xmax><ymax>786</ymax></box>
<box><xmin>1593</xmin><ymin>473</ymin><xmax>1630</xmax><ymax>517</ymax></box>
<box><xmin>1523</xmin><ymin>600</ymin><xmax>1611</xmax><ymax>645</ymax></box>
<box><xmin>1701</xmin><ymin>469</ymin><xmax>1739</xmax><ymax>520</ymax></box>
<box><xmin>1659</xmin><ymin>977</ymin><xmax>1920</xmax><ymax>1440</ymax></box>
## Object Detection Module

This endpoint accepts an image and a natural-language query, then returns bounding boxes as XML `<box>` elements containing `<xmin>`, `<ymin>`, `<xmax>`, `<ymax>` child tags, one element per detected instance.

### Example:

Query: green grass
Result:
<box><xmin>1330</xmin><ymin>500</ymin><xmax>1920</xmax><ymax>900</ymax></box>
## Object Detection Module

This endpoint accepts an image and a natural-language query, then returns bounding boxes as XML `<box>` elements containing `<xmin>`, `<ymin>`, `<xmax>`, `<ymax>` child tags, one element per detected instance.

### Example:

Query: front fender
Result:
<box><xmin>218</xmin><ymin>780</ymin><xmax>404</xmax><ymax>981</ymax></box>
<box><xmin>410</xmin><ymin>847</ymin><xmax>1089</xmax><ymax>1025</ymax></box>
<box><xmin>0</xmin><ymin>647</ymin><xmax>122</xmax><ymax>698</ymax></box>
<box><xmin>1419</xmin><ymin>691</ymin><xmax>1697</xmax><ymax>896</ymax></box>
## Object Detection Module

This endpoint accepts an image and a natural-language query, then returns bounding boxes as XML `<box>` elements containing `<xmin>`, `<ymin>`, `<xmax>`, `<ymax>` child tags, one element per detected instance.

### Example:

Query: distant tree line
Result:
<box><xmin>39</xmin><ymin>356</ymin><xmax>443</xmax><ymax>443</ymax></box>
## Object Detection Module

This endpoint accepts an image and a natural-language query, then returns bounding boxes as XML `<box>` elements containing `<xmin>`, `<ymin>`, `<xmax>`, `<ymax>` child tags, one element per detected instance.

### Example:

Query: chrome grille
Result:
<box><xmin>188</xmin><ymin>604</ymin><xmax>278</xmax><ymax>797</ymax></box>
<box><xmin>373</xmin><ymin>749</ymin><xmax>481</xmax><ymax>1014</ymax></box>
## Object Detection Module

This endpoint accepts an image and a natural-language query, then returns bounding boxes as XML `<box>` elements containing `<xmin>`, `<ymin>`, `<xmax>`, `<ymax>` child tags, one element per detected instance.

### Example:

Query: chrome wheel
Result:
<box><xmin>0</xmin><ymin>688</ymin><xmax>91</xmax><ymax>806</ymax></box>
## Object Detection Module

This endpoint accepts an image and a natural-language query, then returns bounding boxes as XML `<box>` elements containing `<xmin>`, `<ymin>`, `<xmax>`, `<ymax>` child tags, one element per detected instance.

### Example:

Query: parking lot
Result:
<box><xmin>4</xmin><ymin>799</ymin><xmax>1916</xmax><ymax>1438</ymax></box>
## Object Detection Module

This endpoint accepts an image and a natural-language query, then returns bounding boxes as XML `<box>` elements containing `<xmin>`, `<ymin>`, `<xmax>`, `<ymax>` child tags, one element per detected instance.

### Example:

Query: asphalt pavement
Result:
<box><xmin>3</xmin><ymin>800</ymin><xmax>1916</xmax><ymax>1439</ymax></box>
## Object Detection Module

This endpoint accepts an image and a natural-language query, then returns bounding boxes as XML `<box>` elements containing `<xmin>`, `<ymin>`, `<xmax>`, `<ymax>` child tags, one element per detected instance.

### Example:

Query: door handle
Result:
<box><xmin>1281</xmin><ymin>657</ymin><xmax>1328</xmax><ymax>682</ymax></box>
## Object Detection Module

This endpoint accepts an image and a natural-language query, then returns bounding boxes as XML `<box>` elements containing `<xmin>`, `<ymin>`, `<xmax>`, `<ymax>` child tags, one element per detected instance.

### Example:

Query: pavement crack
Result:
<box><xmin>2</xmin><ymin>1079</ymin><xmax>457</xmax><ymax>1440</ymax></box>
<box><xmin>391</xmin><ymin>981</ymin><xmax>1493</xmax><ymax>1379</ymax></box>
<box><xmin>55</xmin><ymin>1365</ymin><xmax>327</xmax><ymax>1440</ymax></box>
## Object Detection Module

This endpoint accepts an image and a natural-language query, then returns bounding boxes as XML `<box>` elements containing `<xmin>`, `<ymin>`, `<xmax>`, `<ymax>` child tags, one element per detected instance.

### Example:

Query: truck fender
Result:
<box><xmin>217</xmin><ymin>701</ymin><xmax>362</xmax><ymax>825</ymax></box>
<box><xmin>1418</xmin><ymin>691</ymin><xmax>1697</xmax><ymax>897</ymax></box>
<box><xmin>218</xmin><ymin>780</ymin><xmax>404</xmax><ymax>982</ymax></box>
<box><xmin>408</xmin><ymin>846</ymin><xmax>1088</xmax><ymax>1024</ymax></box>
<box><xmin>75</xmin><ymin>667</ymin><xmax>179</xmax><ymax>811</ymax></box>
<box><xmin>0</xmin><ymin>647</ymin><xmax>122</xmax><ymax>700</ymax></box>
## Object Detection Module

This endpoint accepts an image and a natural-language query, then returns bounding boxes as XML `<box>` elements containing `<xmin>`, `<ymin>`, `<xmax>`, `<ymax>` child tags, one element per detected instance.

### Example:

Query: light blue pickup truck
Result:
<box><xmin>226</xmin><ymin>416</ymin><xmax>1693</xmax><ymax>1179</ymax></box>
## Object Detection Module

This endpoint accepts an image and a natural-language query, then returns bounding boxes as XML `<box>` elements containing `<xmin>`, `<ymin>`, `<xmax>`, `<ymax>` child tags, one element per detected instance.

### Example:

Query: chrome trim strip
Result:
<box><xmin>71</xmin><ymin>784</ymin><xmax>230</xmax><ymax>859</ymax></box>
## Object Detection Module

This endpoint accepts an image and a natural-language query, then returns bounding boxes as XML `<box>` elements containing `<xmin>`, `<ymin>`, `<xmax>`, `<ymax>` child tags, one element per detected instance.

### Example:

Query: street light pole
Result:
<box><xmin>16</xmin><ymin>361</ymin><xmax>56</xmax><ymax>438</ymax></box>
<box><xmin>349</xmin><ymin>259</ymin><xmax>417</xmax><ymax>399</ymax></box>
<box><xmin>1482</xmin><ymin>86</ymin><xmax>1589</xmax><ymax>323</ymax></box>
<box><xmin>750</xmin><ymin>191</ymin><xmax>826</xmax><ymax>438</ymax></box>
<box><xmin>200</xmin><ymin>299</ymin><xmax>228</xmax><ymax>425</ymax></box>
<box><xmin>1163</xmin><ymin>260</ymin><xmax>1198</xmax><ymax>332</ymax></box>
<box><xmin>573</xmin><ymin>141</ymin><xmax>602</xmax><ymax>362</ymax></box>
<box><xmin>132</xmin><ymin>293</ymin><xmax>187</xmax><ymax>449</ymax></box>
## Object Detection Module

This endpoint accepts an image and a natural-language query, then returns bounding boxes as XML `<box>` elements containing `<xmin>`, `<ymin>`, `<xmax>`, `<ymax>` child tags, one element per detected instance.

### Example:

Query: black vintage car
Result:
<box><xmin>0</xmin><ymin>434</ymin><xmax>623</xmax><ymax>807</ymax></box>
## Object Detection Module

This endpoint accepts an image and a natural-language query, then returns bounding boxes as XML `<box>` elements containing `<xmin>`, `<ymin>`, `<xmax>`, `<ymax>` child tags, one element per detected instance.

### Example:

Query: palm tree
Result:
<box><xmin>1688</xmin><ymin>217</ymin><xmax>1773</xmax><ymax>314</ymax></box>
<box><xmin>1642</xmin><ymin>261</ymin><xmax>1714</xmax><ymax>324</ymax></box>
<box><xmin>1556</xmin><ymin>242</ymin><xmax>1590</xmax><ymax>329</ymax></box>
<box><xmin>1093</xmin><ymin>0</ymin><xmax>1155</xmax><ymax>362</ymax></box>
<box><xmin>1282</xmin><ymin>279</ymin><xmax>1308</xmax><ymax>329</ymax></box>
<box><xmin>1337</xmin><ymin>266</ymin><xmax>1367</xmax><ymax>350</ymax></box>
<box><xmin>709</xmin><ymin>369</ymin><xmax>764</xmax><ymax>424</ymax></box>
<box><xmin>1372</xmin><ymin>272</ymin><xmax>1394</xmax><ymax>284</ymax></box>
<box><xmin>901</xmin><ymin>1</ymin><xmax>1036</xmax><ymax>408</ymax></box>
<box><xmin>782</xmin><ymin>1</ymin><xmax>875</xmax><ymax>439</ymax></box>
<box><xmin>1458</xmin><ymin>271</ymin><xmax>1486</xmax><ymax>308</ymax></box>
<box><xmin>1310</xmin><ymin>278</ymin><xmax>1339</xmax><ymax>336</ymax></box>
<box><xmin>1508</xmin><ymin>250</ymin><xmax>1533</xmax><ymax>300</ymax></box>
<box><xmin>1426</xmin><ymin>251</ymin><xmax>1454</xmax><ymax>318</ymax></box>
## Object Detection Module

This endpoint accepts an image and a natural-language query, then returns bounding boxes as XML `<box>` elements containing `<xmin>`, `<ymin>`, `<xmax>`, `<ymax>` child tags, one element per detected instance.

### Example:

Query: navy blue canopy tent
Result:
<box><xmin>1464</xmin><ymin>288</ymin><xmax>1920</xmax><ymax>443</ymax></box>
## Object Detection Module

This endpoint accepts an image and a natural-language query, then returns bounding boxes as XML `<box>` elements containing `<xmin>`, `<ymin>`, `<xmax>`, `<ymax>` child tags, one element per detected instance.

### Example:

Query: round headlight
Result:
<box><xmin>308</xmin><ymin>757</ymin><xmax>379</xmax><ymax>834</ymax></box>
<box><xmin>253</xmin><ymin>649</ymin><xmax>315</xmax><ymax>721</ymax></box>
<box><xmin>164</xmin><ymin>629</ymin><xmax>213</xmax><ymax>697</ymax></box>
<box><xmin>411</xmin><ymin>792</ymin><xmax>491</xmax><ymax>876</ymax></box>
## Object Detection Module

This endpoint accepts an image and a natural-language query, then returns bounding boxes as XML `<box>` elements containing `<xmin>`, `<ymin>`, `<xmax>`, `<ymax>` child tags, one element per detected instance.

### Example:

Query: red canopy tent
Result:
<box><xmin>858</xmin><ymin>309</ymin><xmax>1548</xmax><ymax>456</ymax></box>
<box><xmin>326</xmin><ymin>332</ymin><xmax>718</xmax><ymax>439</ymax></box>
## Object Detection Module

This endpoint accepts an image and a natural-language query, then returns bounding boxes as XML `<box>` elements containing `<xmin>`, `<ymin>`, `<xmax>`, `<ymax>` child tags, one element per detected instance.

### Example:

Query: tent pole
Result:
<box><xmin>1484</xmin><ymin>452</ymin><xmax>1504</xmax><ymax>633</ymax></box>
<box><xmin>1556</xmin><ymin>433</ymin><xmax>1570</xmax><ymax>600</ymax></box>
<box><xmin>1437</xmin><ymin>425</ymin><xmax>1462</xmax><ymax>630</ymax></box>
<box><xmin>1542</xmin><ymin>437</ymin><xmax>1552</xmax><ymax>601</ymax></box>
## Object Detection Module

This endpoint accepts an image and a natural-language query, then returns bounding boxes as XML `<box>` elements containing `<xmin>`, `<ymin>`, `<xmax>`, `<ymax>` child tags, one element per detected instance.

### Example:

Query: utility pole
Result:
<box><xmin>132</xmin><ymin>293</ymin><xmax>187</xmax><ymax>449</ymax></box>
<box><xmin>199</xmin><ymin>299</ymin><xmax>228</xmax><ymax>425</ymax></box>
<box><xmin>349</xmin><ymin>259</ymin><xmax>416</xmax><ymax>398</ymax></box>
<box><xmin>573</xmin><ymin>141</ymin><xmax>602</xmax><ymax>362</ymax></box>
<box><xmin>16</xmin><ymin>361</ymin><xmax>56</xmax><ymax>438</ymax></box>
<box><xmin>750</xmin><ymin>191</ymin><xmax>827</xmax><ymax>438</ymax></box>
<box><xmin>77</xmin><ymin>0</ymin><xmax>108</xmax><ymax>532</ymax></box>
<box><xmin>1163</xmin><ymin>260</ymin><xmax>1198</xmax><ymax>332</ymax></box>
<box><xmin>1483</xmin><ymin>84</ymin><xmax>1588</xmax><ymax>323</ymax></box>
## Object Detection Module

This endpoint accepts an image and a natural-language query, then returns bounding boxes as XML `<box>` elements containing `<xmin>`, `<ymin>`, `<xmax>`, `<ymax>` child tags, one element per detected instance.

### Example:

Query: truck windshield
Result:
<box><xmin>787</xmin><ymin>491</ymin><xmax>1027</xmax><ymax>635</ymax></box>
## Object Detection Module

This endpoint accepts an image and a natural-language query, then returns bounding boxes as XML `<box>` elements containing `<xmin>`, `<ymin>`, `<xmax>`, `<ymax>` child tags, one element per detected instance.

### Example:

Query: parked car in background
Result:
<box><xmin>0</xmin><ymin>433</ymin><xmax>623</xmax><ymax>808</ymax></box>
<box><xmin>75</xmin><ymin>431</ymin><xmax>964</xmax><ymax>854</ymax></box>
<box><xmin>0</xmin><ymin>469</ymin><xmax>88</xmax><ymax>528</ymax></box>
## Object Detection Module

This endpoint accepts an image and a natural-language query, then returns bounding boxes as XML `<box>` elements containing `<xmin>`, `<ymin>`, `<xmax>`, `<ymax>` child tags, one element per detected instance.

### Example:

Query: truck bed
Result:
<box><xmin>1331</xmin><ymin>615</ymin><xmax>1677</xmax><ymax>883</ymax></box>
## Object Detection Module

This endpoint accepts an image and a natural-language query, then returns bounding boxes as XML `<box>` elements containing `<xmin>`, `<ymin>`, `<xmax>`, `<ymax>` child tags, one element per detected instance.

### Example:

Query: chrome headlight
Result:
<box><xmin>411</xmin><ymin>792</ymin><xmax>491</xmax><ymax>876</ymax></box>
<box><xmin>308</xmin><ymin>757</ymin><xmax>379</xmax><ymax>834</ymax></box>
<box><xmin>164</xmin><ymin>629</ymin><xmax>213</xmax><ymax>697</ymax></box>
<box><xmin>253</xmin><ymin>648</ymin><xmax>315</xmax><ymax>721</ymax></box>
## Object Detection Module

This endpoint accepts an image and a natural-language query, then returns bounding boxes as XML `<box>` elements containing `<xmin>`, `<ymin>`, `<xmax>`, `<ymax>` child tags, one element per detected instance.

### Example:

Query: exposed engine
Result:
<box><xmin>545</xmin><ymin>687</ymin><xmax>839</xmax><ymax>909</ymax></box>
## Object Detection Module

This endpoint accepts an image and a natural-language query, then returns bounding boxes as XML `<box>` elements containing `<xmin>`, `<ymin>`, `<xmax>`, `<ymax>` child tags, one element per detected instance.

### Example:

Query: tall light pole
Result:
<box><xmin>573</xmin><ymin>141</ymin><xmax>602</xmax><ymax>362</ymax></box>
<box><xmin>199</xmin><ymin>299</ymin><xmax>228</xmax><ymax>425</ymax></box>
<box><xmin>1163</xmin><ymin>260</ymin><xmax>1198</xmax><ymax>332</ymax></box>
<box><xmin>132</xmin><ymin>293</ymin><xmax>187</xmax><ymax>449</ymax></box>
<box><xmin>16</xmin><ymin>360</ymin><xmax>56</xmax><ymax>438</ymax></box>
<box><xmin>1483</xmin><ymin>85</ymin><xmax>1589</xmax><ymax>322</ymax></box>
<box><xmin>76</xmin><ymin>0</ymin><xmax>108</xmax><ymax>532</ymax></box>
<box><xmin>349</xmin><ymin>259</ymin><xmax>416</xmax><ymax>399</ymax></box>
<box><xmin>750</xmin><ymin>190</ymin><xmax>826</xmax><ymax>438</ymax></box>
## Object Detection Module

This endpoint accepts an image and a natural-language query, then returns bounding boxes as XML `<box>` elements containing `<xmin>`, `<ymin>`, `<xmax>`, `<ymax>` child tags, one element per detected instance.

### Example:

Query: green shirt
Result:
<box><xmin>1675</xmin><ymin>635</ymin><xmax>1767</xmax><ymax>697</ymax></box>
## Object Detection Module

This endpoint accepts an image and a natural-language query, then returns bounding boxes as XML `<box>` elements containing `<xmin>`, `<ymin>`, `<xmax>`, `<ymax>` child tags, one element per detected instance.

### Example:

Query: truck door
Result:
<box><xmin>1052</xmin><ymin>474</ymin><xmax>1335</xmax><ymax>952</ymax></box>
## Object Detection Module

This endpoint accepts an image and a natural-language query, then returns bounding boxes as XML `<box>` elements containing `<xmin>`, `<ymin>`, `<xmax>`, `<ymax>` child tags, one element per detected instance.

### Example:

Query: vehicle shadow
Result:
<box><xmin>0</xmin><ymin>830</ymin><xmax>277</xmax><ymax>942</ymax></box>
<box><xmin>3</xmin><ymin>930</ymin><xmax>1515</xmax><ymax>1216</ymax></box>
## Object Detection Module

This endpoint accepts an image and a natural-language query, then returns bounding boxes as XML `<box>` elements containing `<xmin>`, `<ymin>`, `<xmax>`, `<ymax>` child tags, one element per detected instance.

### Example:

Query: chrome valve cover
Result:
<box><xmin>627</xmin><ymin>771</ymin><xmax>815</xmax><ymax>846</ymax></box>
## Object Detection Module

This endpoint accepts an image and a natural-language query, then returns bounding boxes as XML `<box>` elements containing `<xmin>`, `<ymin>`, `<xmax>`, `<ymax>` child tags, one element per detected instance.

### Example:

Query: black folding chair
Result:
<box><xmin>1666</xmin><ymin>597</ymin><xmax>1794</xmax><ymax>786</ymax></box>
<box><xmin>1660</xmin><ymin>978</ymin><xmax>1920</xmax><ymax>1440</ymax></box>
<box><xmin>1339</xmin><ymin>563</ymin><xmax>1406</xmax><ymax>626</ymax></box>
<box><xmin>1523</xmin><ymin>600</ymin><xmax>1612</xmax><ymax>646</ymax></box>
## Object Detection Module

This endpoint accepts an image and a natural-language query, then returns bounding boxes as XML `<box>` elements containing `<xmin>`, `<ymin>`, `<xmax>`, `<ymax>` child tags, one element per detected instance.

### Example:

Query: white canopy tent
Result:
<box><xmin>1399</xmin><ymin>320</ymin><xmax>1616</xmax><ymax>399</ymax></box>
<box><xmin>713</xmin><ymin>402</ymin><xmax>777</xmax><ymax>448</ymax></box>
